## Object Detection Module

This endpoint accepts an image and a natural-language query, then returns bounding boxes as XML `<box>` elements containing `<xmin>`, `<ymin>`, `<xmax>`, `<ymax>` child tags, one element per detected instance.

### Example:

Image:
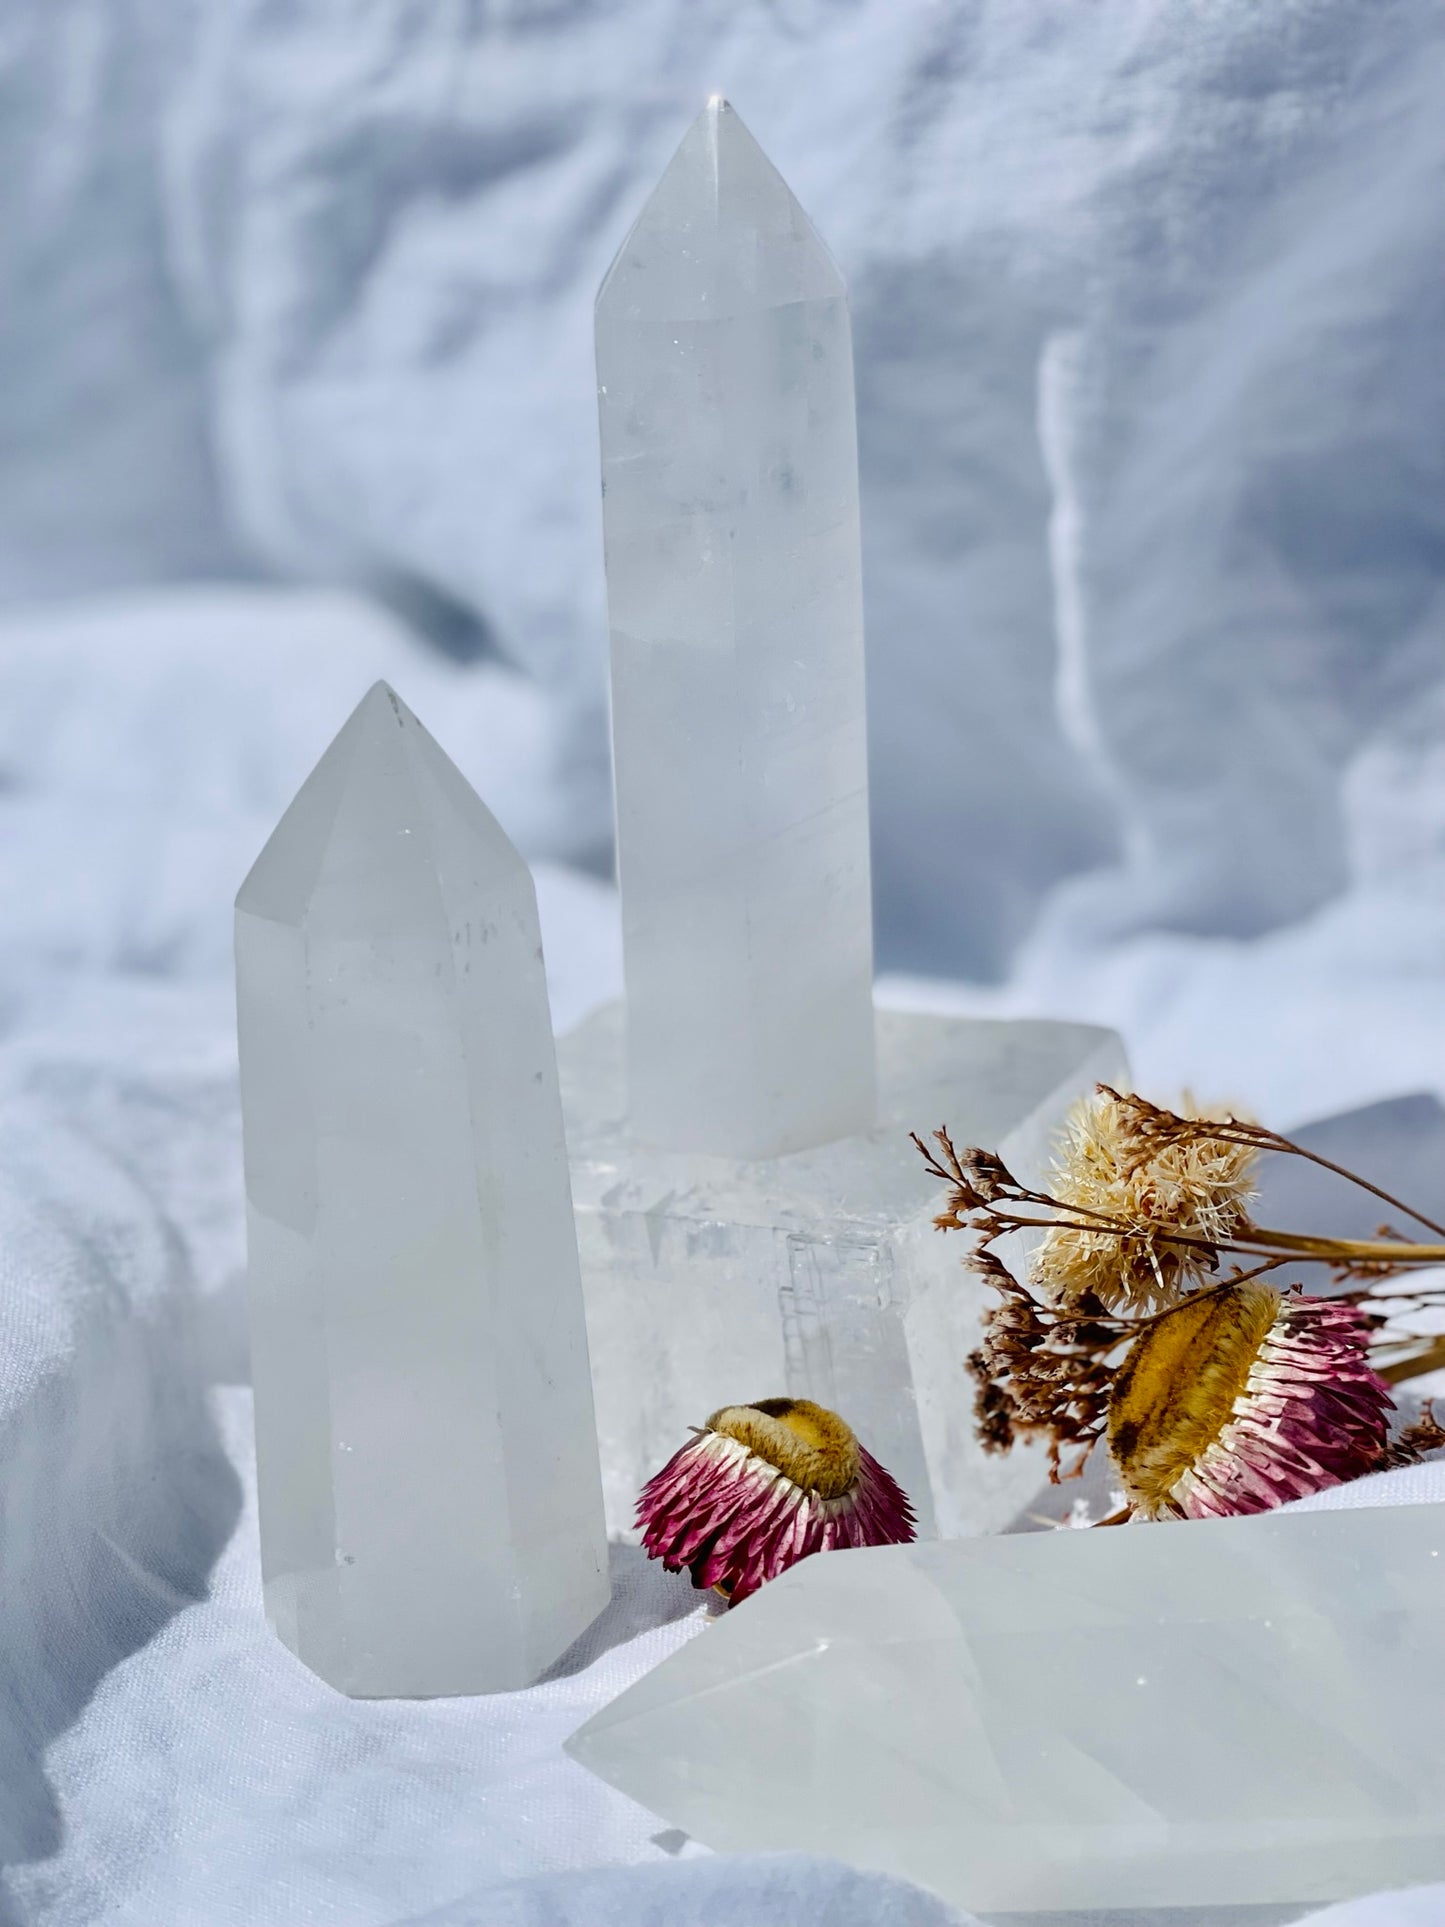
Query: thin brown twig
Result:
<box><xmin>1270</xmin><ymin>1140</ymin><xmax>1445</xmax><ymax>1241</ymax></box>
<box><xmin>1097</xmin><ymin>1093</ymin><xmax>1445</xmax><ymax>1241</ymax></box>
<box><xmin>1094</xmin><ymin>1094</ymin><xmax>1445</xmax><ymax>1240</ymax></box>
<box><xmin>1054</xmin><ymin>1262</ymin><xmax>1290</xmax><ymax>1344</ymax></box>
<box><xmin>914</xmin><ymin>1120</ymin><xmax>1445</xmax><ymax>1273</ymax></box>
<box><xmin>971</xmin><ymin>1204</ymin><xmax>1445</xmax><ymax>1272</ymax></box>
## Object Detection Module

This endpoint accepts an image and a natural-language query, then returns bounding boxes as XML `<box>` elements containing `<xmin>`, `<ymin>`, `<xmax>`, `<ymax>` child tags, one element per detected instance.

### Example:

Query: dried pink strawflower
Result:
<box><xmin>1107</xmin><ymin>1281</ymin><xmax>1394</xmax><ymax>1519</ymax></box>
<box><xmin>636</xmin><ymin>1397</ymin><xmax>915</xmax><ymax>1604</ymax></box>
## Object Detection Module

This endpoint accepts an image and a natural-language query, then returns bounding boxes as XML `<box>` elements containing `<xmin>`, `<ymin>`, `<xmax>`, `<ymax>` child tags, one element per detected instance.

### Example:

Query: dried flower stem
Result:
<box><xmin>1215</xmin><ymin>1227</ymin><xmax>1445</xmax><ymax>1267</ymax></box>
<box><xmin>1088</xmin><ymin>1089</ymin><xmax>1445</xmax><ymax>1240</ymax></box>
<box><xmin>1372</xmin><ymin>1335</ymin><xmax>1445</xmax><ymax>1386</ymax></box>
<box><xmin>910</xmin><ymin>1125</ymin><xmax>1445</xmax><ymax>1280</ymax></box>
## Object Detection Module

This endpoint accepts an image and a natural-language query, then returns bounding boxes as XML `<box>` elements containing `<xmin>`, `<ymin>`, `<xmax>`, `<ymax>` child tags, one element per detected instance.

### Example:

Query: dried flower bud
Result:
<box><xmin>1035</xmin><ymin>1087</ymin><xmax>1260</xmax><ymax>1313</ymax></box>
<box><xmin>966</xmin><ymin>1349</ymin><xmax>1017</xmax><ymax>1456</ymax></box>
<box><xmin>1109</xmin><ymin>1283</ymin><xmax>1392</xmax><ymax>1518</ymax></box>
<box><xmin>636</xmin><ymin>1397</ymin><xmax>916</xmax><ymax>1604</ymax></box>
<box><xmin>956</xmin><ymin>1147</ymin><xmax>1017</xmax><ymax>1202</ymax></box>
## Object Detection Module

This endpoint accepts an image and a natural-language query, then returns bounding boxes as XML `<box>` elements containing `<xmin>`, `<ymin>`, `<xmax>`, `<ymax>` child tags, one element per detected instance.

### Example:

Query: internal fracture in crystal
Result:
<box><xmin>596</xmin><ymin>96</ymin><xmax>874</xmax><ymax>1158</ymax></box>
<box><xmin>235</xmin><ymin>683</ymin><xmax>608</xmax><ymax>1697</ymax></box>
<box><xmin>568</xmin><ymin>1503</ymin><xmax>1445</xmax><ymax>1912</ymax></box>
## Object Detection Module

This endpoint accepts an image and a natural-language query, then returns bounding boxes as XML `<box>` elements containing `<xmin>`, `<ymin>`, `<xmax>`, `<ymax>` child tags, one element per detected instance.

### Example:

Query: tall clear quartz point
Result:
<box><xmin>582</xmin><ymin>99</ymin><xmax>1128</xmax><ymax>1539</ymax></box>
<box><xmin>568</xmin><ymin>1505</ymin><xmax>1445</xmax><ymax>1913</ymax></box>
<box><xmin>236</xmin><ymin>683</ymin><xmax>608</xmax><ymax>1697</ymax></box>
<box><xmin>596</xmin><ymin>96</ymin><xmax>875</xmax><ymax>1159</ymax></box>
<box><xmin>561</xmin><ymin>1003</ymin><xmax>1125</xmax><ymax>1542</ymax></box>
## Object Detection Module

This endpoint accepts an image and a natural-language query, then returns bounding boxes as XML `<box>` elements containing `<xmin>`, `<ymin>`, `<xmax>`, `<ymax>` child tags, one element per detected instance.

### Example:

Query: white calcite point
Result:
<box><xmin>569</xmin><ymin>1504</ymin><xmax>1445</xmax><ymax>1913</ymax></box>
<box><xmin>596</xmin><ymin>97</ymin><xmax>875</xmax><ymax>1158</ymax></box>
<box><xmin>561</xmin><ymin>1001</ymin><xmax>1125</xmax><ymax>1542</ymax></box>
<box><xmin>235</xmin><ymin>683</ymin><xmax>607</xmax><ymax>1697</ymax></box>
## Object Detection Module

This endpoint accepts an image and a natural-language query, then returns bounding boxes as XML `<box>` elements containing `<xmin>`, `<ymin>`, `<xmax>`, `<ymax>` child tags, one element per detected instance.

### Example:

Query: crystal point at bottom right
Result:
<box><xmin>566</xmin><ymin>1502</ymin><xmax>1445</xmax><ymax>1914</ymax></box>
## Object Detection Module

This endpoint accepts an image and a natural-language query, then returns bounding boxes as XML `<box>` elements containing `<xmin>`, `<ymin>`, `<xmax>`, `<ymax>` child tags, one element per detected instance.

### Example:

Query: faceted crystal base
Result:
<box><xmin>558</xmin><ymin>1003</ymin><xmax>1126</xmax><ymax>1542</ymax></box>
<box><xmin>568</xmin><ymin>1504</ymin><xmax>1445</xmax><ymax>1913</ymax></box>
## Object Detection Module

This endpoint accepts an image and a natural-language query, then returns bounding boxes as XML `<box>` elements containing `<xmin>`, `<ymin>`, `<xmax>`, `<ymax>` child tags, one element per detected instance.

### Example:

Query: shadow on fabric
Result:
<box><xmin>0</xmin><ymin>1188</ymin><xmax>243</xmax><ymax>1894</ymax></box>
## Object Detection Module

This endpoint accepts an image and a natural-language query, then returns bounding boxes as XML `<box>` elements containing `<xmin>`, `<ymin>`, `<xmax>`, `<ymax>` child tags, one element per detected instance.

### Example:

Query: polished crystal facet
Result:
<box><xmin>236</xmin><ymin>683</ymin><xmax>607</xmax><ymax>1697</ymax></box>
<box><xmin>596</xmin><ymin>96</ymin><xmax>875</xmax><ymax>1158</ymax></box>
<box><xmin>560</xmin><ymin>1001</ymin><xmax>1125</xmax><ymax>1542</ymax></box>
<box><xmin>568</xmin><ymin>1504</ymin><xmax>1445</xmax><ymax>1913</ymax></box>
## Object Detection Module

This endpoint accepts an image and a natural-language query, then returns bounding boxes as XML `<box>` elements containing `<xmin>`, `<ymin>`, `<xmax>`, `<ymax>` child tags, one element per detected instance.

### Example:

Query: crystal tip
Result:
<box><xmin>357</xmin><ymin>680</ymin><xmax>410</xmax><ymax>731</ymax></box>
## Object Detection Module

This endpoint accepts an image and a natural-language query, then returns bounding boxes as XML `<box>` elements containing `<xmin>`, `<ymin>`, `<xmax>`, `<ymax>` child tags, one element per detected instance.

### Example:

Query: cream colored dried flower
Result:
<box><xmin>1034</xmin><ymin>1087</ymin><xmax>1260</xmax><ymax>1314</ymax></box>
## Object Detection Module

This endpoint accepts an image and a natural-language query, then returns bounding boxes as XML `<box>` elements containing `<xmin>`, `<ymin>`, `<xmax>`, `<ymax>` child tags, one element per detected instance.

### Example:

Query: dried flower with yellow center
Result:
<box><xmin>1036</xmin><ymin>1088</ymin><xmax>1259</xmax><ymax>1314</ymax></box>
<box><xmin>1108</xmin><ymin>1281</ymin><xmax>1393</xmax><ymax>1519</ymax></box>
<box><xmin>917</xmin><ymin>1092</ymin><xmax>1445</xmax><ymax>1511</ymax></box>
<box><xmin>636</xmin><ymin>1397</ymin><xmax>915</xmax><ymax>1604</ymax></box>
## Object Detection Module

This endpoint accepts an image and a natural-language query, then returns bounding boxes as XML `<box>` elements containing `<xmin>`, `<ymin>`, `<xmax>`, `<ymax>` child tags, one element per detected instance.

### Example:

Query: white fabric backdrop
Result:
<box><xmin>3</xmin><ymin>0</ymin><xmax>1443</xmax><ymax>978</ymax></box>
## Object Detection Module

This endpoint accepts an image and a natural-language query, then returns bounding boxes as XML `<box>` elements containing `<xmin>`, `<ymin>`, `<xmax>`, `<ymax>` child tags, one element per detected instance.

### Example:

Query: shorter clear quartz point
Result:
<box><xmin>236</xmin><ymin>683</ymin><xmax>608</xmax><ymax>1697</ymax></box>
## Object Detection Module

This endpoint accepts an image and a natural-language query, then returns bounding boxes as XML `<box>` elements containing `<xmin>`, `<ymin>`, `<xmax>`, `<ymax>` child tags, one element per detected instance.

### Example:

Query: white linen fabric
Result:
<box><xmin>2</xmin><ymin>0</ymin><xmax>1443</xmax><ymax>979</ymax></box>
<box><xmin>0</xmin><ymin>590</ymin><xmax>1442</xmax><ymax>1925</ymax></box>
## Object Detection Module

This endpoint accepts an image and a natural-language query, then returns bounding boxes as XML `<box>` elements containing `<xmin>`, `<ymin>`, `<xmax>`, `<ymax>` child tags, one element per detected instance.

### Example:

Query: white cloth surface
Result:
<box><xmin>0</xmin><ymin>588</ymin><xmax>1442</xmax><ymax>1924</ymax></box>
<box><xmin>3</xmin><ymin>0</ymin><xmax>1443</xmax><ymax>976</ymax></box>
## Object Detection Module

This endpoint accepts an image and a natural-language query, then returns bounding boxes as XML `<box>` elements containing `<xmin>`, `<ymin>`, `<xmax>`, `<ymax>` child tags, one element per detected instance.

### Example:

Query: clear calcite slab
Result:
<box><xmin>559</xmin><ymin>1002</ymin><xmax>1125</xmax><ymax>1542</ymax></box>
<box><xmin>596</xmin><ymin>97</ymin><xmax>875</xmax><ymax>1159</ymax></box>
<box><xmin>236</xmin><ymin>683</ymin><xmax>608</xmax><ymax>1697</ymax></box>
<box><xmin>568</xmin><ymin>1504</ymin><xmax>1445</xmax><ymax>1914</ymax></box>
